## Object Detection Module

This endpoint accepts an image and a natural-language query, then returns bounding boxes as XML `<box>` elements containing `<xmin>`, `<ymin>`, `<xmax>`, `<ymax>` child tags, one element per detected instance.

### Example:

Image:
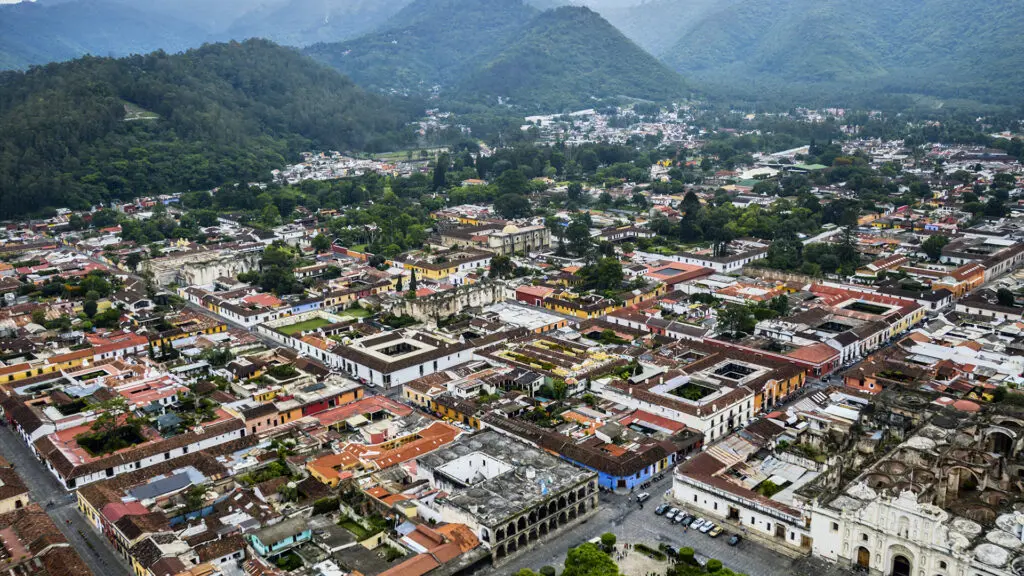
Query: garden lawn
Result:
<box><xmin>278</xmin><ymin>317</ymin><xmax>333</xmax><ymax>335</ymax></box>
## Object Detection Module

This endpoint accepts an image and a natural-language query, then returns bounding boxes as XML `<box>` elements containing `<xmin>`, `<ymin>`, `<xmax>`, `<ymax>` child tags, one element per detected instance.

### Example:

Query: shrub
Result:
<box><xmin>540</xmin><ymin>566</ymin><xmax>556</xmax><ymax>576</ymax></box>
<box><xmin>634</xmin><ymin>543</ymin><xmax>666</xmax><ymax>561</ymax></box>
<box><xmin>600</xmin><ymin>533</ymin><xmax>616</xmax><ymax>551</ymax></box>
<box><xmin>706</xmin><ymin>559</ymin><xmax>723</xmax><ymax>573</ymax></box>
<box><xmin>678</xmin><ymin>547</ymin><xmax>695</xmax><ymax>565</ymax></box>
<box><xmin>313</xmin><ymin>497</ymin><xmax>340</xmax><ymax>515</ymax></box>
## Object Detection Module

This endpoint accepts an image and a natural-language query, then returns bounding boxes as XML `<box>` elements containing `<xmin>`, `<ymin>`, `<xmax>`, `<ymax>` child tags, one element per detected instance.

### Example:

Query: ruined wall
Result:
<box><xmin>144</xmin><ymin>251</ymin><xmax>261</xmax><ymax>286</ymax></box>
<box><xmin>384</xmin><ymin>282</ymin><xmax>509</xmax><ymax>322</ymax></box>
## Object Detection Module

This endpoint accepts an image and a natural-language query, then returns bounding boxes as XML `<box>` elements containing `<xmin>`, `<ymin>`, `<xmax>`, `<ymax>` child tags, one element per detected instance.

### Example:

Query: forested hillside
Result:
<box><xmin>602</xmin><ymin>0</ymin><xmax>1024</xmax><ymax>105</ymax></box>
<box><xmin>456</xmin><ymin>7</ymin><xmax>687</xmax><ymax>110</ymax></box>
<box><xmin>304</xmin><ymin>0</ymin><xmax>538</xmax><ymax>95</ymax></box>
<box><xmin>0</xmin><ymin>40</ymin><xmax>420</xmax><ymax>218</ymax></box>
<box><xmin>306</xmin><ymin>0</ymin><xmax>687</xmax><ymax>111</ymax></box>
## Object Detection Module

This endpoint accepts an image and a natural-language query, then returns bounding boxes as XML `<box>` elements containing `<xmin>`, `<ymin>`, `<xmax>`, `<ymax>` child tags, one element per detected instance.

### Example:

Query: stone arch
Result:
<box><xmin>529</xmin><ymin>511</ymin><xmax>538</xmax><ymax>524</ymax></box>
<box><xmin>518</xmin><ymin>534</ymin><xmax>528</xmax><ymax>549</ymax></box>
<box><xmin>496</xmin><ymin>544</ymin><xmax>507</xmax><ymax>559</ymax></box>
<box><xmin>568</xmin><ymin>491</ymin><xmax>577</xmax><ymax>504</ymax></box>
<box><xmin>577</xmin><ymin>502</ymin><xmax>586</xmax><ymax>515</ymax></box>
<box><xmin>496</xmin><ymin>528</ymin><xmax>505</xmax><ymax>541</ymax></box>
<box><xmin>529</xmin><ymin>528</ymin><xmax>538</xmax><ymax>542</ymax></box>
<box><xmin>559</xmin><ymin>511</ymin><xmax>567</xmax><ymax>524</ymax></box>
<box><xmin>558</xmin><ymin>495</ymin><xmax>567</xmax><ymax>509</ymax></box>
<box><xmin>508</xmin><ymin>539</ymin><xmax>518</xmax><ymax>554</ymax></box>
<box><xmin>947</xmin><ymin>465</ymin><xmax>984</xmax><ymax>498</ymax></box>
<box><xmin>517</xmin><ymin>516</ymin><xmax>527</xmax><ymax>531</ymax></box>
<box><xmin>568</xmin><ymin>507</ymin><xmax>577</xmax><ymax>521</ymax></box>
<box><xmin>507</xmin><ymin>521</ymin><xmax>517</xmax><ymax>536</ymax></box>
<box><xmin>985</xmin><ymin>427</ymin><xmax>1016</xmax><ymax>456</ymax></box>
<box><xmin>539</xmin><ymin>522</ymin><xmax>549</xmax><ymax>536</ymax></box>
<box><xmin>548</xmin><ymin>501</ymin><xmax>558</xmax><ymax>516</ymax></box>
<box><xmin>885</xmin><ymin>545</ymin><xmax>914</xmax><ymax>576</ymax></box>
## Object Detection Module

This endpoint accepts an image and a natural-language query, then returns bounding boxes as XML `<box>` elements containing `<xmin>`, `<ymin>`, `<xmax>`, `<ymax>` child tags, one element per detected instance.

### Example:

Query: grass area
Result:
<box><xmin>122</xmin><ymin>101</ymin><xmax>159</xmax><ymax>121</ymax></box>
<box><xmin>668</xmin><ymin>382</ymin><xmax>714</xmax><ymax>401</ymax></box>
<box><xmin>340</xmin><ymin>520</ymin><xmax>371</xmax><ymax>540</ymax></box>
<box><xmin>348</xmin><ymin>244</ymin><xmax>368</xmax><ymax>252</ymax></box>
<box><xmin>278</xmin><ymin>317</ymin><xmax>333</xmax><ymax>335</ymax></box>
<box><xmin>338</xmin><ymin>307</ymin><xmax>372</xmax><ymax>319</ymax></box>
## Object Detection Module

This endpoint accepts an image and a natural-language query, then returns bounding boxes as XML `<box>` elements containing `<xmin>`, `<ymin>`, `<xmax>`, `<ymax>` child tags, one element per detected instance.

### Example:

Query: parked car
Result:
<box><xmin>709</xmin><ymin>526</ymin><xmax>723</xmax><ymax>538</ymax></box>
<box><xmin>680</xmin><ymin>514</ymin><xmax>695</xmax><ymax>526</ymax></box>
<box><xmin>728</xmin><ymin>534</ymin><xmax>742</xmax><ymax>546</ymax></box>
<box><xmin>655</xmin><ymin>504</ymin><xmax>670</xmax><ymax>515</ymax></box>
<box><xmin>672</xmin><ymin>513</ymin><xmax>685</xmax><ymax>525</ymax></box>
<box><xmin>692</xmin><ymin>518</ymin><xmax>707</xmax><ymax>531</ymax></box>
<box><xmin>636</xmin><ymin>492</ymin><xmax>651</xmax><ymax>503</ymax></box>
<box><xmin>666</xmin><ymin>507</ymin><xmax>680</xmax><ymax>520</ymax></box>
<box><xmin>699</xmin><ymin>522</ymin><xmax>714</xmax><ymax>534</ymax></box>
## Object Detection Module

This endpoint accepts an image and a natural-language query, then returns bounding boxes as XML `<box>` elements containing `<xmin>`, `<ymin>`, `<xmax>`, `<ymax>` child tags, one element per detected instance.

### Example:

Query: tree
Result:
<box><xmin>433</xmin><ymin>153</ymin><xmax>450</xmax><ymax>190</ymax></box>
<box><xmin>567</xmin><ymin>182</ymin><xmax>584</xmax><ymax>203</ymax></box>
<box><xmin>90</xmin><ymin>396</ymin><xmax>132</xmax><ymax>438</ymax></box>
<box><xmin>494</xmin><ymin>194</ymin><xmax>532</xmax><ymax>219</ymax></box>
<box><xmin>261</xmin><ymin>204</ymin><xmax>281</xmax><ymax>227</ymax></box>
<box><xmin>921</xmin><ymin>235</ymin><xmax>949</xmax><ymax>261</ymax></box>
<box><xmin>83</xmin><ymin>299</ymin><xmax>98</xmax><ymax>318</ymax></box>
<box><xmin>562</xmin><ymin>543</ymin><xmax>618</xmax><ymax>576</ymax></box>
<box><xmin>552</xmin><ymin>379</ymin><xmax>568</xmax><ymax>401</ymax></box>
<box><xmin>497</xmin><ymin>169</ymin><xmax>529</xmax><ymax>196</ymax></box>
<box><xmin>409</xmin><ymin>270</ymin><xmax>418</xmax><ymax>292</ymax></box>
<box><xmin>600</xmin><ymin>533</ymin><xmax>616</xmax><ymax>552</ymax></box>
<box><xmin>566</xmin><ymin>217</ymin><xmax>592</xmax><ymax>257</ymax></box>
<box><xmin>396</xmin><ymin>275</ymin><xmax>403</xmax><ymax>292</ymax></box>
<box><xmin>124</xmin><ymin>252</ymin><xmax>143</xmax><ymax>272</ymax></box>
<box><xmin>31</xmin><ymin>308</ymin><xmax>46</xmax><ymax>325</ymax></box>
<box><xmin>312</xmin><ymin>234</ymin><xmax>332</xmax><ymax>253</ymax></box>
<box><xmin>489</xmin><ymin>255</ymin><xmax>514</xmax><ymax>279</ymax></box>
<box><xmin>717</xmin><ymin>304</ymin><xmax>755</xmax><ymax>338</ymax></box>
<box><xmin>997</xmin><ymin>288</ymin><xmax>1016</xmax><ymax>308</ymax></box>
<box><xmin>580</xmin><ymin>258</ymin><xmax>624</xmax><ymax>291</ymax></box>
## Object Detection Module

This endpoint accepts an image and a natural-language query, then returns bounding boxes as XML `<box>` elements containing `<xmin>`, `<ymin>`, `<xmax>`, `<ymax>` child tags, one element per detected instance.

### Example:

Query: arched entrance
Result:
<box><xmin>891</xmin><ymin>554</ymin><xmax>911</xmax><ymax>576</ymax></box>
<box><xmin>856</xmin><ymin>547</ymin><xmax>870</xmax><ymax>569</ymax></box>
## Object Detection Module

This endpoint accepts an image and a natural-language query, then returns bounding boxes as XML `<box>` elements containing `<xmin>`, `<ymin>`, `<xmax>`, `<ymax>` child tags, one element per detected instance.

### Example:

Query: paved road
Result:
<box><xmin>0</xmin><ymin>425</ymin><xmax>132</xmax><ymax>576</ymax></box>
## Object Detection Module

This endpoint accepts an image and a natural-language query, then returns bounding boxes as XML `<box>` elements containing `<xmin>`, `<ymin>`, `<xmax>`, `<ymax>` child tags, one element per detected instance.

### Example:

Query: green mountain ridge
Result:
<box><xmin>455</xmin><ymin>6</ymin><xmax>687</xmax><ymax>110</ymax></box>
<box><xmin>602</xmin><ymin>0</ymin><xmax>1024</xmax><ymax>106</ymax></box>
<box><xmin>304</xmin><ymin>0</ymin><xmax>539</xmax><ymax>95</ymax></box>
<box><xmin>0</xmin><ymin>39</ymin><xmax>420</xmax><ymax>218</ymax></box>
<box><xmin>304</xmin><ymin>0</ymin><xmax>688</xmax><ymax>110</ymax></box>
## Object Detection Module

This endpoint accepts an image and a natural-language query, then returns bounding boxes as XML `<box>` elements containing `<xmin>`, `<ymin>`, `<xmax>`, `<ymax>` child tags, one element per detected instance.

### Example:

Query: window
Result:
<box><xmin>694</xmin><ymin>495</ymin><xmax>698</xmax><ymax>502</ymax></box>
<box><xmin>939</xmin><ymin>561</ymin><xmax>946</xmax><ymax>569</ymax></box>
<box><xmin>831</xmin><ymin>522</ymin><xmax>839</xmax><ymax>532</ymax></box>
<box><xmin>165</xmin><ymin>452</ymin><xmax>171</xmax><ymax>460</ymax></box>
<box><xmin>714</xmin><ymin>503</ymin><xmax>718</xmax><ymax>510</ymax></box>
<box><xmin>750</xmin><ymin>516</ymin><xmax>755</xmax><ymax>525</ymax></box>
<box><xmin>861</xmin><ymin>534</ymin><xmax>868</xmax><ymax>541</ymax></box>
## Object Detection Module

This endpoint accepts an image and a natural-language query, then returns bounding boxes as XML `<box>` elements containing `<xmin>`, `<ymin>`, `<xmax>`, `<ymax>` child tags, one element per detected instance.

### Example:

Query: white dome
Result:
<box><xmin>502</xmin><ymin>224</ymin><xmax>520</xmax><ymax>234</ymax></box>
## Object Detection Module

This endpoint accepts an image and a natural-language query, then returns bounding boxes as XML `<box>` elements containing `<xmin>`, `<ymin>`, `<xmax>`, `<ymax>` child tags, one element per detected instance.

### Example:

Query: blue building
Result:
<box><xmin>247</xmin><ymin>517</ymin><xmax>312</xmax><ymax>557</ymax></box>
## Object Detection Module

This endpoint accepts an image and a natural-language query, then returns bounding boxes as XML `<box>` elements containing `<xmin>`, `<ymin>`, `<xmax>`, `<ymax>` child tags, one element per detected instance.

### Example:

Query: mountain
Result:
<box><xmin>456</xmin><ymin>6</ymin><xmax>687</xmax><ymax>110</ymax></box>
<box><xmin>603</xmin><ymin>0</ymin><xmax>1024</xmax><ymax>106</ymax></box>
<box><xmin>223</xmin><ymin>0</ymin><xmax>413</xmax><ymax>47</ymax></box>
<box><xmin>0</xmin><ymin>0</ymin><xmax>413</xmax><ymax>70</ymax></box>
<box><xmin>0</xmin><ymin>0</ymin><xmax>209</xmax><ymax>69</ymax></box>
<box><xmin>305</xmin><ymin>0</ymin><xmax>687</xmax><ymax>110</ymax></box>
<box><xmin>304</xmin><ymin>0</ymin><xmax>539</xmax><ymax>95</ymax></box>
<box><xmin>0</xmin><ymin>40</ymin><xmax>420</xmax><ymax>217</ymax></box>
